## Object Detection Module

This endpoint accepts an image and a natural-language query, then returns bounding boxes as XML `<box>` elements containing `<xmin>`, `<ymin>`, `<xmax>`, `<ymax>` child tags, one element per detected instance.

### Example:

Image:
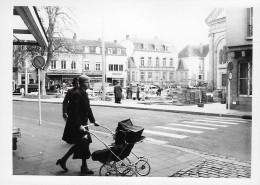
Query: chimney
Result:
<box><xmin>200</xmin><ymin>43</ymin><xmax>203</xmax><ymax>55</ymax></box>
<box><xmin>73</xmin><ymin>33</ymin><xmax>77</xmax><ymax>40</ymax></box>
<box><xmin>114</xmin><ymin>40</ymin><xmax>117</xmax><ymax>43</ymax></box>
<box><xmin>126</xmin><ymin>35</ymin><xmax>129</xmax><ymax>39</ymax></box>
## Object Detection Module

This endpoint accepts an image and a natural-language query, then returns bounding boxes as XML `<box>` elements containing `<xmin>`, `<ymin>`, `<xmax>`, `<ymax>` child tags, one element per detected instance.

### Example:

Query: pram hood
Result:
<box><xmin>116</xmin><ymin>119</ymin><xmax>144</xmax><ymax>144</ymax></box>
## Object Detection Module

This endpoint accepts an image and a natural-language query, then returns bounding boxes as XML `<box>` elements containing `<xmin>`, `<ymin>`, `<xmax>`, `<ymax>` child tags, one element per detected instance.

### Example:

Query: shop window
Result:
<box><xmin>239</xmin><ymin>61</ymin><xmax>252</xmax><ymax>96</ymax></box>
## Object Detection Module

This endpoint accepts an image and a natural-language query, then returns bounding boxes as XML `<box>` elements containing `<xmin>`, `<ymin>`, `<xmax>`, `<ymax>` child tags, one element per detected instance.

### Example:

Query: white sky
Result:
<box><xmin>67</xmin><ymin>0</ymin><xmax>214</xmax><ymax>50</ymax></box>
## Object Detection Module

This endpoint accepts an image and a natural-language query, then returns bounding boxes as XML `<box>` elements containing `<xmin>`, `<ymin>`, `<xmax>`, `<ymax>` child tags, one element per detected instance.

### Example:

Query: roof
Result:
<box><xmin>128</xmin><ymin>37</ymin><xmax>174</xmax><ymax>46</ymax></box>
<box><xmin>128</xmin><ymin>57</ymin><xmax>137</xmax><ymax>68</ymax></box>
<box><xmin>178</xmin><ymin>44</ymin><xmax>209</xmax><ymax>58</ymax></box>
<box><xmin>13</xmin><ymin>6</ymin><xmax>48</xmax><ymax>48</ymax></box>
<box><xmin>78</xmin><ymin>39</ymin><xmax>125</xmax><ymax>49</ymax></box>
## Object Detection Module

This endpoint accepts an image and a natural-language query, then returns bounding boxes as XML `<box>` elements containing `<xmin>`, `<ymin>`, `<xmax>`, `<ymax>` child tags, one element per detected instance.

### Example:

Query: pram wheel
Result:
<box><xmin>116</xmin><ymin>157</ymin><xmax>131</xmax><ymax>174</ymax></box>
<box><xmin>99</xmin><ymin>163</ymin><xmax>115</xmax><ymax>176</ymax></box>
<box><xmin>135</xmin><ymin>159</ymin><xmax>151</xmax><ymax>176</ymax></box>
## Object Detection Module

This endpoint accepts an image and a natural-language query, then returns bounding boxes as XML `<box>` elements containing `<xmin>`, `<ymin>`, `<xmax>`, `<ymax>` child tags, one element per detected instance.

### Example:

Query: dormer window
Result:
<box><xmin>117</xmin><ymin>48</ymin><xmax>121</xmax><ymax>55</ymax></box>
<box><xmin>108</xmin><ymin>48</ymin><xmax>112</xmax><ymax>54</ymax></box>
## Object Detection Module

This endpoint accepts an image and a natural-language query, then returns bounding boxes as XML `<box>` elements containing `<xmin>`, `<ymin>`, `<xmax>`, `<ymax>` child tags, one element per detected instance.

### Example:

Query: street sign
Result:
<box><xmin>32</xmin><ymin>56</ymin><xmax>45</xmax><ymax>69</ymax></box>
<box><xmin>229</xmin><ymin>72</ymin><xmax>232</xmax><ymax>80</ymax></box>
<box><xmin>227</xmin><ymin>61</ymin><xmax>234</xmax><ymax>71</ymax></box>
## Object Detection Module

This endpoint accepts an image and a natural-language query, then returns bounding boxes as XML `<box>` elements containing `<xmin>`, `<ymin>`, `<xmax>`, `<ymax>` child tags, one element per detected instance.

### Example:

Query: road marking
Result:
<box><xmin>181</xmin><ymin>121</ymin><xmax>228</xmax><ymax>128</ymax></box>
<box><xmin>155</xmin><ymin>126</ymin><xmax>204</xmax><ymax>134</ymax></box>
<box><xmin>202</xmin><ymin>117</ymin><xmax>250</xmax><ymax>123</ymax></box>
<box><xmin>144</xmin><ymin>130</ymin><xmax>188</xmax><ymax>139</ymax></box>
<box><xmin>144</xmin><ymin>138</ymin><xmax>169</xmax><ymax>145</ymax></box>
<box><xmin>168</xmin><ymin>123</ymin><xmax>218</xmax><ymax>130</ymax></box>
<box><xmin>210</xmin><ymin>116</ymin><xmax>250</xmax><ymax>121</ymax></box>
<box><xmin>195</xmin><ymin>119</ymin><xmax>239</xmax><ymax>125</ymax></box>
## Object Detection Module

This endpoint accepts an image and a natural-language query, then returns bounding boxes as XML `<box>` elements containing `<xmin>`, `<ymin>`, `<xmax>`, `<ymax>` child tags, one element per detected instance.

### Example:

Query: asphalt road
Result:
<box><xmin>13</xmin><ymin>101</ymin><xmax>251</xmax><ymax>162</ymax></box>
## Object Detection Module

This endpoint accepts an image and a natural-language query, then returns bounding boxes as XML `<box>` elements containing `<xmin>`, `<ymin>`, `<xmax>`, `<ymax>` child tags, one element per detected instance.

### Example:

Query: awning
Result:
<box><xmin>13</xmin><ymin>6</ymin><xmax>48</xmax><ymax>49</ymax></box>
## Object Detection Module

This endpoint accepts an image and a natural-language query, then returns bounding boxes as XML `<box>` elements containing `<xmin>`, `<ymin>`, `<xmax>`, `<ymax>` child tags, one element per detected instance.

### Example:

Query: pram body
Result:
<box><xmin>86</xmin><ymin>119</ymin><xmax>150</xmax><ymax>176</ymax></box>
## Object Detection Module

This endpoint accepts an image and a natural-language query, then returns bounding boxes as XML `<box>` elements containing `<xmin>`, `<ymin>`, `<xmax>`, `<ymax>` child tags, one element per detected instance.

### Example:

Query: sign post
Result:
<box><xmin>227</xmin><ymin>61</ymin><xmax>234</xmax><ymax>111</ymax></box>
<box><xmin>32</xmin><ymin>56</ymin><xmax>46</xmax><ymax>125</ymax></box>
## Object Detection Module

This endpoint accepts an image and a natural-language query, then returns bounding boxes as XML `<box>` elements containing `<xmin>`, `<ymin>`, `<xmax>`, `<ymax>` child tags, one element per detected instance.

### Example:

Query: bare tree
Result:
<box><xmin>38</xmin><ymin>6</ymin><xmax>78</xmax><ymax>95</ymax></box>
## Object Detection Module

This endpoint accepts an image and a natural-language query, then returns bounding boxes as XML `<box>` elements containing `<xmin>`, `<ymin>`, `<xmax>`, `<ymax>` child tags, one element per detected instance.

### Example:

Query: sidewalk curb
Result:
<box><xmin>13</xmin><ymin>99</ymin><xmax>252</xmax><ymax>119</ymax></box>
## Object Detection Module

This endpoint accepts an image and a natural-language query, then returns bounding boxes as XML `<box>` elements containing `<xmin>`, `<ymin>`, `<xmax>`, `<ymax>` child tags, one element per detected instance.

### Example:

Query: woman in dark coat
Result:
<box><xmin>57</xmin><ymin>75</ymin><xmax>99</xmax><ymax>175</ymax></box>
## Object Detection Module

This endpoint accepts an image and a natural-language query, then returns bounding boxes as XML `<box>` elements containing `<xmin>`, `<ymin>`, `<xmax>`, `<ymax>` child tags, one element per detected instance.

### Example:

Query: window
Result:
<box><xmin>247</xmin><ymin>7</ymin><xmax>253</xmax><ymax>37</ymax></box>
<box><xmin>51</xmin><ymin>60</ymin><xmax>56</xmax><ymax>69</ymax></box>
<box><xmin>89</xmin><ymin>46</ymin><xmax>96</xmax><ymax>53</ymax></box>
<box><xmin>163</xmin><ymin>58</ymin><xmax>166</xmax><ymax>66</ymax></box>
<box><xmin>148</xmin><ymin>57</ymin><xmax>152</xmax><ymax>66</ymax></box>
<box><xmin>169</xmin><ymin>72</ymin><xmax>174</xmax><ymax>81</ymax></box>
<box><xmin>108</xmin><ymin>48</ymin><xmax>113</xmax><ymax>54</ymax></box>
<box><xmin>140</xmin><ymin>72</ymin><xmax>145</xmax><ymax>81</ymax></box>
<box><xmin>119</xmin><ymin>65</ymin><xmax>123</xmax><ymax>71</ymax></box>
<box><xmin>114</xmin><ymin>64</ymin><xmax>118</xmax><ymax>71</ymax></box>
<box><xmin>155</xmin><ymin>72</ymin><xmax>159</xmax><ymax>82</ymax></box>
<box><xmin>222</xmin><ymin>74</ymin><xmax>227</xmax><ymax>87</ymax></box>
<box><xmin>156</xmin><ymin>57</ymin><xmax>159</xmax><ymax>66</ymax></box>
<box><xmin>117</xmin><ymin>48</ymin><xmax>121</xmax><ymax>55</ymax></box>
<box><xmin>71</xmin><ymin>61</ymin><xmax>76</xmax><ymax>69</ymax></box>
<box><xmin>199</xmin><ymin>61</ymin><xmax>203</xmax><ymax>70</ymax></box>
<box><xmin>198</xmin><ymin>74</ymin><xmax>202</xmax><ymax>80</ymax></box>
<box><xmin>121</xmin><ymin>49</ymin><xmax>126</xmax><ymax>55</ymax></box>
<box><xmin>96</xmin><ymin>63</ymin><xmax>101</xmax><ymax>71</ymax></box>
<box><xmin>148</xmin><ymin>72</ymin><xmax>153</xmax><ymax>81</ymax></box>
<box><xmin>140</xmin><ymin>57</ymin><xmax>144</xmax><ymax>66</ymax></box>
<box><xmin>170</xmin><ymin>58</ymin><xmax>173</xmax><ymax>66</ymax></box>
<box><xmin>61</xmin><ymin>60</ymin><xmax>66</xmax><ymax>69</ymax></box>
<box><xmin>113</xmin><ymin>48</ymin><xmax>117</xmax><ymax>54</ymax></box>
<box><xmin>109</xmin><ymin>64</ymin><xmax>113</xmax><ymax>71</ymax></box>
<box><xmin>84</xmin><ymin>63</ymin><xmax>90</xmax><ymax>71</ymax></box>
<box><xmin>239</xmin><ymin>62</ymin><xmax>252</xmax><ymax>95</ymax></box>
<box><xmin>162</xmin><ymin>72</ymin><xmax>166</xmax><ymax>80</ymax></box>
<box><xmin>132</xmin><ymin>72</ymin><xmax>135</xmax><ymax>81</ymax></box>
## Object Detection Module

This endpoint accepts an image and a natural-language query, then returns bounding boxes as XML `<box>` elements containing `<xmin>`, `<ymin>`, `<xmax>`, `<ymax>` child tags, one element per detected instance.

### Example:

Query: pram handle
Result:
<box><xmin>83</xmin><ymin>123</ymin><xmax>115</xmax><ymax>136</ymax></box>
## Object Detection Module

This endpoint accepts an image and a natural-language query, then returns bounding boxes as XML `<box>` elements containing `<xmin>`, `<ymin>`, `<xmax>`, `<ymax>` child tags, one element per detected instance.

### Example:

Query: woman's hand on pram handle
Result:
<box><xmin>93</xmin><ymin>122</ymin><xmax>100</xmax><ymax>127</ymax></box>
<box><xmin>79</xmin><ymin>125</ymin><xmax>86</xmax><ymax>132</ymax></box>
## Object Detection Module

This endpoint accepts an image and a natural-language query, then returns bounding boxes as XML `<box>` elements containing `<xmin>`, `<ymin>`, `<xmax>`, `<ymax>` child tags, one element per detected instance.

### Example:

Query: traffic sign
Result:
<box><xmin>227</xmin><ymin>61</ymin><xmax>234</xmax><ymax>71</ymax></box>
<box><xmin>32</xmin><ymin>56</ymin><xmax>45</xmax><ymax>69</ymax></box>
<box><xmin>229</xmin><ymin>72</ymin><xmax>232</xmax><ymax>80</ymax></box>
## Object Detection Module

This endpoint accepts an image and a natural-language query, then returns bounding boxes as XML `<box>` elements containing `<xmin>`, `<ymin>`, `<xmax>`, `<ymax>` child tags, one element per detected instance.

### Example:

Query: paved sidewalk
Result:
<box><xmin>13</xmin><ymin>95</ymin><xmax>252</xmax><ymax>118</ymax></box>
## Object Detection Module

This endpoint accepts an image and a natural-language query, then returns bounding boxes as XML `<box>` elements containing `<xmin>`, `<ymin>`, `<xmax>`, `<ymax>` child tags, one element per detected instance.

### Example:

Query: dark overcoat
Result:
<box><xmin>62</xmin><ymin>87</ymin><xmax>77</xmax><ymax>115</ymax></box>
<box><xmin>114</xmin><ymin>84</ymin><xmax>122</xmax><ymax>98</ymax></box>
<box><xmin>62</xmin><ymin>88</ymin><xmax>95</xmax><ymax>145</ymax></box>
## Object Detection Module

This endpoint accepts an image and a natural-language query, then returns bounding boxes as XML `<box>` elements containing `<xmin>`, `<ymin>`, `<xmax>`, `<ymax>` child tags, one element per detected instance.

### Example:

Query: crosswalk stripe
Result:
<box><xmin>155</xmin><ymin>126</ymin><xmax>204</xmax><ymax>134</ymax></box>
<box><xmin>207</xmin><ymin>117</ymin><xmax>251</xmax><ymax>122</ymax></box>
<box><xmin>144</xmin><ymin>138</ymin><xmax>169</xmax><ymax>145</ymax></box>
<box><xmin>168</xmin><ymin>123</ymin><xmax>218</xmax><ymax>130</ymax></box>
<box><xmin>195</xmin><ymin>119</ymin><xmax>239</xmax><ymax>125</ymax></box>
<box><xmin>182</xmin><ymin>121</ymin><xmax>228</xmax><ymax>127</ymax></box>
<box><xmin>144</xmin><ymin>130</ymin><xmax>188</xmax><ymax>139</ymax></box>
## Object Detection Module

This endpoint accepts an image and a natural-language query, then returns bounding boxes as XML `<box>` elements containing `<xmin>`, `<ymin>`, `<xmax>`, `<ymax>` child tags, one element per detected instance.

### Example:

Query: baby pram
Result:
<box><xmin>85</xmin><ymin>119</ymin><xmax>151</xmax><ymax>176</ymax></box>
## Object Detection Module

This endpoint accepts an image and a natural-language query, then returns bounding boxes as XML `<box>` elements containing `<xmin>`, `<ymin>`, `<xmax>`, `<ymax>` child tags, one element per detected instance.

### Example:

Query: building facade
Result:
<box><xmin>225</xmin><ymin>8</ymin><xmax>253</xmax><ymax>111</ymax></box>
<box><xmin>205</xmin><ymin>8</ymin><xmax>227</xmax><ymax>91</ymax></box>
<box><xmin>120</xmin><ymin>36</ymin><xmax>178</xmax><ymax>87</ymax></box>
<box><xmin>177</xmin><ymin>44</ymin><xmax>209</xmax><ymax>87</ymax></box>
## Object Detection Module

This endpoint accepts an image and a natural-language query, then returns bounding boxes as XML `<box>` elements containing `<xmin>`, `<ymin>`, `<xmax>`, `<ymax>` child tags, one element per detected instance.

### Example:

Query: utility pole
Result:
<box><xmin>101</xmin><ymin>3</ymin><xmax>106</xmax><ymax>101</ymax></box>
